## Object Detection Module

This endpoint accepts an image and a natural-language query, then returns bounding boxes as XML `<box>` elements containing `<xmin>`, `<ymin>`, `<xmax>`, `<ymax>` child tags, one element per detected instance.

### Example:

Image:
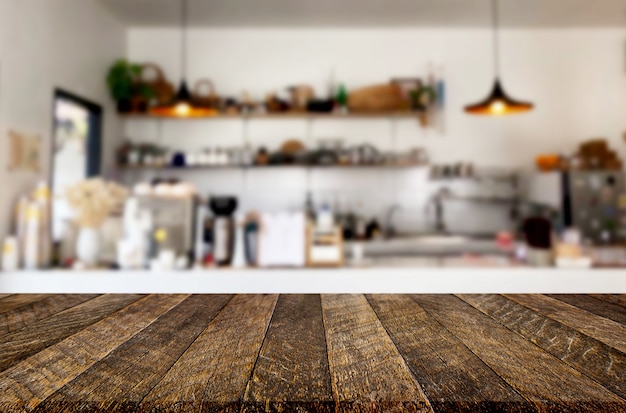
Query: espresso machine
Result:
<box><xmin>209</xmin><ymin>196</ymin><xmax>238</xmax><ymax>266</ymax></box>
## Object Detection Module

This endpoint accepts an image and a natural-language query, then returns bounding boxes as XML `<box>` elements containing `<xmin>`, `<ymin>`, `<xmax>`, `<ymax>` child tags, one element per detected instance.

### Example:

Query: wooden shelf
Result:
<box><xmin>120</xmin><ymin>111</ymin><xmax>427</xmax><ymax>122</ymax></box>
<box><xmin>118</xmin><ymin>164</ymin><xmax>428</xmax><ymax>171</ymax></box>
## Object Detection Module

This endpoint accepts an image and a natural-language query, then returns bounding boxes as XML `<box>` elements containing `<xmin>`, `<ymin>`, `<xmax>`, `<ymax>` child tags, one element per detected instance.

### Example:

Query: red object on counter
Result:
<box><xmin>203</xmin><ymin>253</ymin><xmax>214</xmax><ymax>266</ymax></box>
<box><xmin>496</xmin><ymin>231</ymin><xmax>514</xmax><ymax>250</ymax></box>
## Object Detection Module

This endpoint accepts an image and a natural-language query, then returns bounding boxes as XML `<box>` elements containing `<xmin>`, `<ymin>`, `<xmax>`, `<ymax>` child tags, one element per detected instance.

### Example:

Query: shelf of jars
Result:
<box><xmin>115</xmin><ymin>138</ymin><xmax>431</xmax><ymax>172</ymax></box>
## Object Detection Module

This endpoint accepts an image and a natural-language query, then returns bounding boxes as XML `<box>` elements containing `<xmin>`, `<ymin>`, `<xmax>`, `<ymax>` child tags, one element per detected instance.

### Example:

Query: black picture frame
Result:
<box><xmin>51</xmin><ymin>88</ymin><xmax>103</xmax><ymax>181</ymax></box>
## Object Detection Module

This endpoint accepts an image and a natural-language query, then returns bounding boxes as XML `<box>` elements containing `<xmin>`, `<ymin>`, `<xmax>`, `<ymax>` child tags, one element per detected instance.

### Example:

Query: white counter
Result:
<box><xmin>1</xmin><ymin>267</ymin><xmax>625</xmax><ymax>294</ymax></box>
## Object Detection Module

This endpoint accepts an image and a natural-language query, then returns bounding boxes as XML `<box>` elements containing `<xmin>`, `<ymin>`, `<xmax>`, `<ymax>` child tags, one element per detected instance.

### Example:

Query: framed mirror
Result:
<box><xmin>51</xmin><ymin>89</ymin><xmax>103</xmax><ymax>242</ymax></box>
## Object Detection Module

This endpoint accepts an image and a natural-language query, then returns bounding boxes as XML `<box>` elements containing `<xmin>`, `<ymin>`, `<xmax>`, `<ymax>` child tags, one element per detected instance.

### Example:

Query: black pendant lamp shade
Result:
<box><xmin>175</xmin><ymin>80</ymin><xmax>192</xmax><ymax>102</ymax></box>
<box><xmin>465</xmin><ymin>78</ymin><xmax>533</xmax><ymax>115</ymax></box>
<box><xmin>151</xmin><ymin>0</ymin><xmax>216</xmax><ymax>117</ymax></box>
<box><xmin>464</xmin><ymin>0</ymin><xmax>533</xmax><ymax>116</ymax></box>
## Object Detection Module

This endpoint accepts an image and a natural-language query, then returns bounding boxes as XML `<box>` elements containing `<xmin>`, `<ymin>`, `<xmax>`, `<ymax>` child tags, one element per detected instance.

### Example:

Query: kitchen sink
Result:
<box><xmin>411</xmin><ymin>235</ymin><xmax>468</xmax><ymax>245</ymax></box>
<box><xmin>345</xmin><ymin>234</ymin><xmax>507</xmax><ymax>258</ymax></box>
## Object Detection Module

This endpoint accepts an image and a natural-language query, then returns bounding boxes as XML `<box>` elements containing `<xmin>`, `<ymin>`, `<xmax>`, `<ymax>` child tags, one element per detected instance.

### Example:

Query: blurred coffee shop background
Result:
<box><xmin>2</xmin><ymin>0</ymin><xmax>626</xmax><ymax>272</ymax></box>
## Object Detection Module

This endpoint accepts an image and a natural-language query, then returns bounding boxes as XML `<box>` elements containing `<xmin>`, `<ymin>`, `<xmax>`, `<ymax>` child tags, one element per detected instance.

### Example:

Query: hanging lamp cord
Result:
<box><xmin>181</xmin><ymin>0</ymin><xmax>188</xmax><ymax>81</ymax></box>
<box><xmin>492</xmin><ymin>0</ymin><xmax>500</xmax><ymax>78</ymax></box>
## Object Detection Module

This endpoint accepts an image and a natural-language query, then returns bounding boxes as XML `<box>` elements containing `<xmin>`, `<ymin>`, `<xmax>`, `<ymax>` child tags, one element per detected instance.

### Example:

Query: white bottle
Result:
<box><xmin>24</xmin><ymin>202</ymin><xmax>41</xmax><ymax>270</ymax></box>
<box><xmin>123</xmin><ymin>197</ymin><xmax>140</xmax><ymax>233</ymax></box>
<box><xmin>2</xmin><ymin>237</ymin><xmax>20</xmax><ymax>271</ymax></box>
<box><xmin>232</xmin><ymin>214</ymin><xmax>246</xmax><ymax>268</ymax></box>
<box><xmin>33</xmin><ymin>181</ymin><xmax>51</xmax><ymax>268</ymax></box>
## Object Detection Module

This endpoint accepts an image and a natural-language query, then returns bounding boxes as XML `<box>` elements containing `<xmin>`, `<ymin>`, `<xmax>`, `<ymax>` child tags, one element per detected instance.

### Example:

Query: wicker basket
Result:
<box><xmin>137</xmin><ymin>63</ymin><xmax>175</xmax><ymax>106</ymax></box>
<box><xmin>192</xmin><ymin>79</ymin><xmax>221</xmax><ymax>109</ymax></box>
<box><xmin>348</xmin><ymin>84</ymin><xmax>404</xmax><ymax>112</ymax></box>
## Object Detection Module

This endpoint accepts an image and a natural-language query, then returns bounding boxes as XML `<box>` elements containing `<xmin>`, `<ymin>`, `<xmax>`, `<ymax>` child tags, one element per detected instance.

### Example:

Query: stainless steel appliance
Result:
<box><xmin>526</xmin><ymin>171</ymin><xmax>626</xmax><ymax>244</ymax></box>
<box><xmin>136</xmin><ymin>195</ymin><xmax>197</xmax><ymax>257</ymax></box>
<box><xmin>209</xmin><ymin>197</ymin><xmax>238</xmax><ymax>266</ymax></box>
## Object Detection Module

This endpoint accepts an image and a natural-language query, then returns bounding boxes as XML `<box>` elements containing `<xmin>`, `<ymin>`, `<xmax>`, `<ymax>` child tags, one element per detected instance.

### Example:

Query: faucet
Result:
<box><xmin>385</xmin><ymin>204</ymin><xmax>402</xmax><ymax>238</ymax></box>
<box><xmin>428</xmin><ymin>187</ymin><xmax>450</xmax><ymax>234</ymax></box>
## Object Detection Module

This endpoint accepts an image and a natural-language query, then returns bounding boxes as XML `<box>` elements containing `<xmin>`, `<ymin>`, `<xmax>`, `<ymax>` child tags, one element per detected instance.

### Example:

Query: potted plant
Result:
<box><xmin>133</xmin><ymin>83</ymin><xmax>155</xmax><ymax>113</ymax></box>
<box><xmin>106</xmin><ymin>60</ymin><xmax>155</xmax><ymax>113</ymax></box>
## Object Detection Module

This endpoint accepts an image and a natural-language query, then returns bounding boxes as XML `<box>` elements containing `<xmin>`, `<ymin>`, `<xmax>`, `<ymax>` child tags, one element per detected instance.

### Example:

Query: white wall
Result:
<box><xmin>125</xmin><ymin>28</ymin><xmax>626</xmax><ymax>234</ymax></box>
<box><xmin>0</xmin><ymin>0</ymin><xmax>126</xmax><ymax>241</ymax></box>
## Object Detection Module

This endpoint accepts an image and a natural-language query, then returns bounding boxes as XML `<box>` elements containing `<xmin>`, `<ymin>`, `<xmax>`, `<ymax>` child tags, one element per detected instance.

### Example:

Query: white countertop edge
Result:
<box><xmin>0</xmin><ymin>268</ymin><xmax>625</xmax><ymax>294</ymax></box>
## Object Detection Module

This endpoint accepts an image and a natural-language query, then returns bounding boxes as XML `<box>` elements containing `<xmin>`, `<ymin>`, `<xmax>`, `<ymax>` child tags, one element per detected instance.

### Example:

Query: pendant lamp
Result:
<box><xmin>465</xmin><ymin>0</ymin><xmax>533</xmax><ymax>116</ymax></box>
<box><xmin>151</xmin><ymin>0</ymin><xmax>216</xmax><ymax>117</ymax></box>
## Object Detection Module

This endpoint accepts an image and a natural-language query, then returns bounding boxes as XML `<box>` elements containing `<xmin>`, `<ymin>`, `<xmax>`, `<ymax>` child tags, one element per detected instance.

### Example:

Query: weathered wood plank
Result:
<box><xmin>0</xmin><ymin>294</ymin><xmax>188</xmax><ymax>412</ymax></box>
<box><xmin>0</xmin><ymin>295</ymin><xmax>99</xmax><ymax>336</ymax></box>
<box><xmin>547</xmin><ymin>295</ymin><xmax>626</xmax><ymax>326</ymax></box>
<box><xmin>505</xmin><ymin>294</ymin><xmax>626</xmax><ymax>353</ymax></box>
<box><xmin>366</xmin><ymin>294</ymin><xmax>534</xmax><ymax>413</ymax></box>
<box><xmin>0</xmin><ymin>294</ymin><xmax>144</xmax><ymax>373</ymax></box>
<box><xmin>0</xmin><ymin>295</ymin><xmax>50</xmax><ymax>314</ymax></box>
<box><xmin>35</xmin><ymin>295</ymin><xmax>232</xmax><ymax>413</ymax></box>
<box><xmin>0</xmin><ymin>294</ymin><xmax>12</xmax><ymax>300</ymax></box>
<box><xmin>243</xmin><ymin>294</ymin><xmax>333</xmax><ymax>413</ymax></box>
<box><xmin>588</xmin><ymin>295</ymin><xmax>626</xmax><ymax>308</ymax></box>
<box><xmin>413</xmin><ymin>294</ymin><xmax>626</xmax><ymax>412</ymax></box>
<box><xmin>459</xmin><ymin>294</ymin><xmax>626</xmax><ymax>400</ymax></box>
<box><xmin>321</xmin><ymin>294</ymin><xmax>433</xmax><ymax>413</ymax></box>
<box><xmin>140</xmin><ymin>294</ymin><xmax>278</xmax><ymax>413</ymax></box>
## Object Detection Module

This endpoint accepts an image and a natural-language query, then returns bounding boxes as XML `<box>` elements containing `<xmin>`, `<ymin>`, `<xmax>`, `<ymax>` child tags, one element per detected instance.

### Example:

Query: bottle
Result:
<box><xmin>305</xmin><ymin>192</ymin><xmax>315</xmax><ymax>222</ymax></box>
<box><xmin>24</xmin><ymin>202</ymin><xmax>42</xmax><ymax>270</ymax></box>
<box><xmin>335</xmin><ymin>84</ymin><xmax>348</xmax><ymax>113</ymax></box>
<box><xmin>33</xmin><ymin>181</ymin><xmax>51</xmax><ymax>268</ymax></box>
<box><xmin>2</xmin><ymin>237</ymin><xmax>19</xmax><ymax>271</ymax></box>
<box><xmin>231</xmin><ymin>214</ymin><xmax>246</xmax><ymax>268</ymax></box>
<box><xmin>354</xmin><ymin>203</ymin><xmax>367</xmax><ymax>240</ymax></box>
<box><xmin>15</xmin><ymin>196</ymin><xmax>29</xmax><ymax>267</ymax></box>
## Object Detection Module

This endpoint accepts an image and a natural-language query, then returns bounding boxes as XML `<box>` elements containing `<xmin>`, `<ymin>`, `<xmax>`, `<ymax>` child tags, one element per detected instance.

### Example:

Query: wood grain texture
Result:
<box><xmin>243</xmin><ymin>294</ymin><xmax>333</xmax><ymax>413</ymax></box>
<box><xmin>0</xmin><ymin>295</ymin><xmax>50</xmax><ymax>314</ymax></box>
<box><xmin>0</xmin><ymin>294</ymin><xmax>143</xmax><ymax>373</ymax></box>
<box><xmin>0</xmin><ymin>295</ymin><xmax>99</xmax><ymax>336</ymax></box>
<box><xmin>34</xmin><ymin>295</ymin><xmax>232</xmax><ymax>413</ymax></box>
<box><xmin>413</xmin><ymin>294</ymin><xmax>626</xmax><ymax>412</ymax></box>
<box><xmin>459</xmin><ymin>294</ymin><xmax>626</xmax><ymax>400</ymax></box>
<box><xmin>366</xmin><ymin>294</ymin><xmax>534</xmax><ymax>413</ymax></box>
<box><xmin>0</xmin><ymin>294</ymin><xmax>623</xmax><ymax>412</ymax></box>
<box><xmin>547</xmin><ymin>295</ymin><xmax>626</xmax><ymax>325</ymax></box>
<box><xmin>321</xmin><ymin>294</ymin><xmax>433</xmax><ymax>413</ymax></box>
<box><xmin>0</xmin><ymin>294</ymin><xmax>188</xmax><ymax>412</ymax></box>
<box><xmin>589</xmin><ymin>295</ymin><xmax>626</xmax><ymax>307</ymax></box>
<box><xmin>505</xmin><ymin>294</ymin><xmax>626</xmax><ymax>353</ymax></box>
<box><xmin>140</xmin><ymin>294</ymin><xmax>278</xmax><ymax>413</ymax></box>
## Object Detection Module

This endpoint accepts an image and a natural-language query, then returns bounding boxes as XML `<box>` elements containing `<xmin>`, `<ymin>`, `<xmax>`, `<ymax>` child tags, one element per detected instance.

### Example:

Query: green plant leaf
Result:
<box><xmin>106</xmin><ymin>59</ymin><xmax>136</xmax><ymax>100</ymax></box>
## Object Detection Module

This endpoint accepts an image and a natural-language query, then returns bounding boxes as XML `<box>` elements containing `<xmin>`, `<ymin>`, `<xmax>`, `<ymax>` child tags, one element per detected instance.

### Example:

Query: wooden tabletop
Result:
<box><xmin>0</xmin><ymin>293</ymin><xmax>624</xmax><ymax>412</ymax></box>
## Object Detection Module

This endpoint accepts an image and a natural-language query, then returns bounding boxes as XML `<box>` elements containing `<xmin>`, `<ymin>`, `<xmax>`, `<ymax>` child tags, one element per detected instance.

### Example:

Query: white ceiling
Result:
<box><xmin>98</xmin><ymin>0</ymin><xmax>626</xmax><ymax>28</ymax></box>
